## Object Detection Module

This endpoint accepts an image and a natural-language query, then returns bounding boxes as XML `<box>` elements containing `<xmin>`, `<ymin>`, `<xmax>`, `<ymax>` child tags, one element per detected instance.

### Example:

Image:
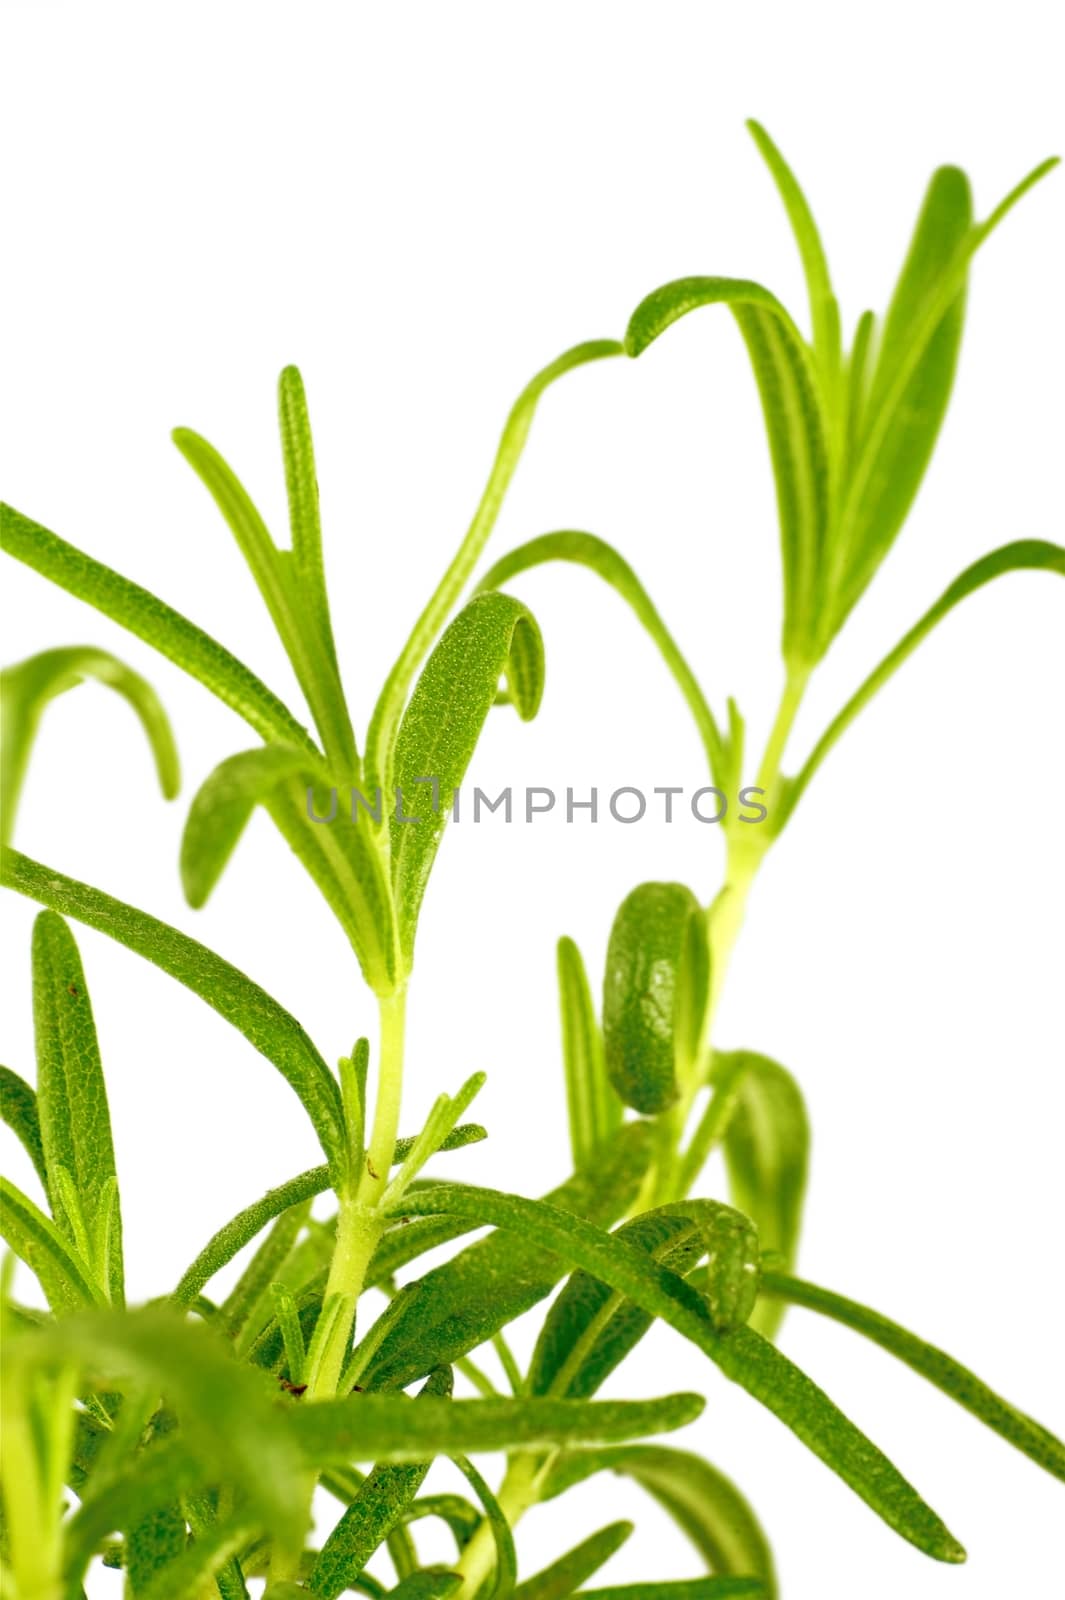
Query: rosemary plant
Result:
<box><xmin>0</xmin><ymin>124</ymin><xmax>1062</xmax><ymax>1600</ymax></box>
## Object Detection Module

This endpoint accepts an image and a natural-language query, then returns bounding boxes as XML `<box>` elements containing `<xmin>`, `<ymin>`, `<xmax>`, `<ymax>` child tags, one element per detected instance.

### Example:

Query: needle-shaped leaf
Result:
<box><xmin>310</xmin><ymin>1367</ymin><xmax>454</xmax><ymax>1600</ymax></box>
<box><xmin>180</xmin><ymin>744</ymin><xmax>331</xmax><ymax>909</ymax></box>
<box><xmin>746</xmin><ymin>120</ymin><xmax>841</xmax><ymax>387</ymax></box>
<box><xmin>3</xmin><ymin>850</ymin><xmax>349</xmax><ymax>1183</ymax></box>
<box><xmin>32</xmin><ymin>911</ymin><xmax>124</xmax><ymax>1303</ymax></box>
<box><xmin>390</xmin><ymin>591</ymin><xmax>544</xmax><ymax>962</ymax></box>
<box><xmin>529</xmin><ymin>1203</ymin><xmax>760</xmax><ymax>1401</ymax></box>
<box><xmin>1</xmin><ymin>646</ymin><xmax>179</xmax><ymax>849</ymax></box>
<box><xmin>625</xmin><ymin>280</ymin><xmax>831</xmax><ymax>664</ymax></box>
<box><xmin>760</xmin><ymin>1271</ymin><xmax>1065</xmax><ymax>1482</ymax></box>
<box><xmin>0</xmin><ymin>1064</ymin><xmax>49</xmax><ymax>1196</ymax></box>
<box><xmin>290</xmin><ymin>1391</ymin><xmax>704</xmax><ymax>1467</ymax></box>
<box><xmin>542</xmin><ymin>1446</ymin><xmax>776</xmax><ymax>1594</ymax></box>
<box><xmin>717</xmin><ymin>1052</ymin><xmax>808</xmax><ymax>1340</ymax></box>
<box><xmin>365</xmin><ymin>338</ymin><xmax>623</xmax><ymax>797</ymax></box>
<box><xmin>19</xmin><ymin>1306</ymin><xmax>308</xmax><ymax>1552</ymax></box>
<box><xmin>603</xmin><ymin>884</ymin><xmax>709</xmax><ymax>1115</ymax></box>
<box><xmin>0</xmin><ymin>1175</ymin><xmax>101</xmax><ymax>1310</ymax></box>
<box><xmin>556</xmin><ymin>935</ymin><xmax>621</xmax><ymax>1170</ymax></box>
<box><xmin>478</xmin><ymin>531</ymin><xmax>725</xmax><ymax>783</ymax></box>
<box><xmin>278</xmin><ymin>365</ymin><xmax>343</xmax><ymax>680</ymax></box>
<box><xmin>363</xmin><ymin>1122</ymin><xmax>653</xmax><ymax>1389</ymax></box>
<box><xmin>779</xmin><ymin>541</ymin><xmax>1065</xmax><ymax>831</ymax></box>
<box><xmin>391</xmin><ymin>1183</ymin><xmax>965</xmax><ymax>1563</ymax></box>
<box><xmin>0</xmin><ymin>504</ymin><xmax>315</xmax><ymax>752</ymax></box>
<box><xmin>222</xmin><ymin>1198</ymin><xmax>311</xmax><ymax>1351</ymax></box>
<box><xmin>451</xmin><ymin>1453</ymin><xmax>516</xmax><ymax>1600</ymax></box>
<box><xmin>173</xmin><ymin>1166</ymin><xmax>330</xmax><ymax>1307</ymax></box>
<box><xmin>515</xmin><ymin>1522</ymin><xmax>633</xmax><ymax>1600</ymax></box>
<box><xmin>391</xmin><ymin>1123</ymin><xmax>487</xmax><ymax>1165</ymax></box>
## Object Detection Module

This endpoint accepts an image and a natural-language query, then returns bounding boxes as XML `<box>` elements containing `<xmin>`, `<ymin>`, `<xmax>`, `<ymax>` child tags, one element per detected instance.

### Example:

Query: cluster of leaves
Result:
<box><xmin>1</xmin><ymin>123</ymin><xmax>1063</xmax><ymax>1599</ymax></box>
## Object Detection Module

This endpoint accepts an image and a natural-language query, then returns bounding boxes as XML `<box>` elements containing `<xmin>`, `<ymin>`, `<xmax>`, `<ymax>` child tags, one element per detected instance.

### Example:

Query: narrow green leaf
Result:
<box><xmin>0</xmin><ymin>1175</ymin><xmax>100</xmax><ymax>1311</ymax></box>
<box><xmin>2</xmin><ymin>851</ymin><xmax>348</xmax><ymax>1182</ymax></box>
<box><xmin>556</xmin><ymin>935</ymin><xmax>622</xmax><ymax>1170</ymax></box>
<box><xmin>365</xmin><ymin>338</ymin><xmax>623</xmax><ymax>797</ymax></box>
<box><xmin>451</xmin><ymin>1453</ymin><xmax>516</xmax><ymax>1600</ymax></box>
<box><xmin>363</xmin><ymin>1122</ymin><xmax>653</xmax><ymax>1388</ymax></box>
<box><xmin>278</xmin><ymin>365</ymin><xmax>341</xmax><ymax>673</ymax></box>
<box><xmin>760</xmin><ymin>1270</ymin><xmax>1065</xmax><ymax>1482</ymax></box>
<box><xmin>529</xmin><ymin>1203</ymin><xmax>759</xmax><ymax>1401</ymax></box>
<box><xmin>401</xmin><ymin>1491</ymin><xmax>480</xmax><ymax>1553</ymax></box>
<box><xmin>0</xmin><ymin>504</ymin><xmax>315</xmax><ymax>751</ymax></box>
<box><xmin>574</xmin><ymin>1583</ymin><xmax>764</xmax><ymax>1599</ymax></box>
<box><xmin>137</xmin><ymin>1514</ymin><xmax>256</xmax><ymax>1600</ymax></box>
<box><xmin>293</xmin><ymin>1392</ymin><xmax>704</xmax><ymax>1469</ymax></box>
<box><xmin>222</xmin><ymin>1198</ymin><xmax>310</xmax><ymax>1351</ymax></box>
<box><xmin>64</xmin><ymin>1431</ymin><xmax>205</xmax><ymax>1580</ymax></box>
<box><xmin>32</xmin><ymin>911</ymin><xmax>124</xmax><ymax>1303</ymax></box>
<box><xmin>478</xmin><ymin>531</ymin><xmax>724</xmax><ymax>783</ymax></box>
<box><xmin>514</xmin><ymin>1521</ymin><xmax>633</xmax><ymax>1600</ymax></box>
<box><xmin>126</xmin><ymin>1505</ymin><xmax>189</xmax><ymax>1596</ymax></box>
<box><xmin>1</xmin><ymin>645</ymin><xmax>179</xmax><ymax>848</ymax></box>
<box><xmin>746</xmin><ymin>120</ymin><xmax>841</xmax><ymax>384</ymax></box>
<box><xmin>389</xmin><ymin>1577</ymin><xmax>462</xmax><ymax>1600</ymax></box>
<box><xmin>271</xmin><ymin>1282</ymin><xmax>308</xmax><ymax>1386</ymax></box>
<box><xmin>625</xmin><ymin>280</ymin><xmax>831</xmax><ymax>664</ymax></box>
<box><xmin>390</xmin><ymin>591</ymin><xmax>544</xmax><ymax>961</ymax></box>
<box><xmin>780</xmin><ymin>541</ymin><xmax>1065</xmax><ymax>830</ymax></box>
<box><xmin>310</xmin><ymin>1367</ymin><xmax>454</xmax><ymax>1600</ymax></box>
<box><xmin>603</xmin><ymin>884</ymin><xmax>709</xmax><ymax>1114</ymax></box>
<box><xmin>181</xmin><ymin>745</ymin><xmax>330</xmax><ymax>909</ymax></box>
<box><xmin>392</xmin><ymin>1183</ymin><xmax>965</xmax><ymax>1563</ymax></box>
<box><xmin>20</xmin><ymin>1306</ymin><xmax>308</xmax><ymax>1551</ymax></box>
<box><xmin>0</xmin><ymin>1065</ymin><xmax>49</xmax><ymax>1196</ymax></box>
<box><xmin>391</xmin><ymin>1123</ymin><xmax>487</xmax><ymax>1165</ymax></box>
<box><xmin>718</xmin><ymin>1052</ymin><xmax>808</xmax><ymax>1340</ymax></box>
<box><xmin>542</xmin><ymin>1446</ymin><xmax>776</xmax><ymax>1594</ymax></box>
<box><xmin>172</xmin><ymin>1166</ymin><xmax>330</xmax><ymax>1308</ymax></box>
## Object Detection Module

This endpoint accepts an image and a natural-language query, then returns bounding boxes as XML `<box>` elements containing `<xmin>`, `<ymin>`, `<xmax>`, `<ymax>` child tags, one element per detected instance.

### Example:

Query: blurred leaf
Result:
<box><xmin>556</xmin><ymin>935</ymin><xmax>621</xmax><ymax>1169</ymax></box>
<box><xmin>137</xmin><ymin>1513</ymin><xmax>256</xmax><ymax>1600</ymax></box>
<box><xmin>574</xmin><ymin>1583</ymin><xmax>764</xmax><ymax>1599</ymax></box>
<box><xmin>0</xmin><ymin>504</ymin><xmax>314</xmax><ymax>751</ymax></box>
<box><xmin>1</xmin><ymin>645</ymin><xmax>179</xmax><ymax>848</ymax></box>
<box><xmin>310</xmin><ymin>1368</ymin><xmax>454</xmax><ymax>1600</ymax></box>
<box><xmin>394</xmin><ymin>1181</ymin><xmax>965</xmax><ymax>1563</ymax></box>
<box><xmin>625</xmin><ymin>279</ymin><xmax>830</xmax><ymax>664</ymax></box>
<box><xmin>32</xmin><ymin>911</ymin><xmax>124</xmax><ymax>1303</ymax></box>
<box><xmin>718</xmin><ymin>1052</ymin><xmax>808</xmax><ymax>1340</ymax></box>
<box><xmin>760</xmin><ymin>1270</ymin><xmax>1065</xmax><ymax>1482</ymax></box>
<box><xmin>2</xmin><ymin>850</ymin><xmax>348</xmax><ymax>1183</ymax></box>
<box><xmin>363</xmin><ymin>1122</ymin><xmax>653</xmax><ymax>1388</ymax></box>
<box><xmin>529</xmin><ymin>1202</ymin><xmax>760</xmax><ymax>1401</ymax></box>
<box><xmin>543</xmin><ymin>1445</ymin><xmax>775</xmax><ymax>1593</ymax></box>
<box><xmin>126</xmin><ymin>1505</ymin><xmax>189</xmax><ymax>1596</ymax></box>
<box><xmin>390</xmin><ymin>591</ymin><xmax>544</xmax><ymax>962</ymax></box>
<box><xmin>0</xmin><ymin>1064</ymin><xmax>49</xmax><ymax>1196</ymax></box>
<box><xmin>514</xmin><ymin>1521</ymin><xmax>633</xmax><ymax>1599</ymax></box>
<box><xmin>603</xmin><ymin>884</ymin><xmax>709</xmax><ymax>1114</ymax></box>
<box><xmin>388</xmin><ymin>1576</ymin><xmax>462</xmax><ymax>1600</ymax></box>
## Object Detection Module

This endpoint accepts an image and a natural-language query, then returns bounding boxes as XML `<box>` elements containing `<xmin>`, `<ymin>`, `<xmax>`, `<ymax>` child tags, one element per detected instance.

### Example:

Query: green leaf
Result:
<box><xmin>0</xmin><ymin>1064</ymin><xmax>49</xmax><ymax>1196</ymax></box>
<box><xmin>0</xmin><ymin>504</ymin><xmax>315</xmax><ymax>752</ymax></box>
<box><xmin>363</xmin><ymin>1122</ymin><xmax>653</xmax><ymax>1389</ymax></box>
<box><xmin>310</xmin><ymin>1367</ymin><xmax>454</xmax><ymax>1600</ymax></box>
<box><xmin>180</xmin><ymin>744</ymin><xmax>330</xmax><ymax>909</ymax></box>
<box><xmin>365</xmin><ymin>338</ymin><xmax>623</xmax><ymax>797</ymax></box>
<box><xmin>126</xmin><ymin>1505</ymin><xmax>189</xmax><ymax>1596</ymax></box>
<box><xmin>542</xmin><ymin>1446</ymin><xmax>775</xmax><ymax>1594</ymax></box>
<box><xmin>390</xmin><ymin>591</ymin><xmax>545</xmax><ymax>963</ymax></box>
<box><xmin>529</xmin><ymin>1203</ymin><xmax>760</xmax><ymax>1401</ymax></box>
<box><xmin>64</xmin><ymin>1431</ymin><xmax>205</xmax><ymax>1582</ymax></box>
<box><xmin>746</xmin><ymin>120</ymin><xmax>841</xmax><ymax>387</ymax></box>
<box><xmin>222</xmin><ymin>1197</ymin><xmax>311</xmax><ymax>1352</ymax></box>
<box><xmin>32</xmin><ymin>911</ymin><xmax>124</xmax><ymax>1303</ymax></box>
<box><xmin>603</xmin><ymin>884</ymin><xmax>709</xmax><ymax>1115</ymax></box>
<box><xmin>2</xmin><ymin>851</ymin><xmax>348</xmax><ymax>1183</ymax></box>
<box><xmin>625</xmin><ymin>279</ymin><xmax>831</xmax><ymax>665</ymax></box>
<box><xmin>388</xmin><ymin>1576</ymin><xmax>462</xmax><ymax>1600</ymax></box>
<box><xmin>573</xmin><ymin>1583</ymin><xmax>764</xmax><ymax>1599</ymax></box>
<box><xmin>0</xmin><ymin>1175</ymin><xmax>100</xmax><ymax>1311</ymax></box>
<box><xmin>291</xmin><ymin>1391</ymin><xmax>704</xmax><ymax>1467</ymax></box>
<box><xmin>451</xmin><ymin>1453</ymin><xmax>516</xmax><ymax>1600</ymax></box>
<box><xmin>760</xmin><ymin>1270</ymin><xmax>1065</xmax><ymax>1483</ymax></box>
<box><xmin>19</xmin><ymin>1305</ymin><xmax>308</xmax><ymax>1552</ymax></box>
<box><xmin>514</xmin><ymin>1521</ymin><xmax>633</xmax><ymax>1600</ymax></box>
<box><xmin>779</xmin><ymin>541</ymin><xmax>1065</xmax><ymax>831</ymax></box>
<box><xmin>478</xmin><ymin>531</ymin><xmax>724</xmax><ymax>783</ymax></box>
<box><xmin>278</xmin><ymin>365</ymin><xmax>343</xmax><ymax>682</ymax></box>
<box><xmin>718</xmin><ymin>1053</ymin><xmax>808</xmax><ymax>1340</ymax></box>
<box><xmin>173</xmin><ymin>1166</ymin><xmax>330</xmax><ymax>1308</ymax></box>
<box><xmin>1</xmin><ymin>645</ymin><xmax>179</xmax><ymax>849</ymax></box>
<box><xmin>137</xmin><ymin>1513</ymin><xmax>256</xmax><ymax>1600</ymax></box>
<box><xmin>391</xmin><ymin>1123</ymin><xmax>487</xmax><ymax>1165</ymax></box>
<box><xmin>556</xmin><ymin>936</ymin><xmax>620</xmax><ymax>1170</ymax></box>
<box><xmin>391</xmin><ymin>1182</ymin><xmax>965</xmax><ymax>1563</ymax></box>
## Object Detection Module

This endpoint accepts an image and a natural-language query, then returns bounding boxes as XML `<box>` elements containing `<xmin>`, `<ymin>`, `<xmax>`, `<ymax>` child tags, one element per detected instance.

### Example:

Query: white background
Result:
<box><xmin>2</xmin><ymin>4</ymin><xmax>1063</xmax><ymax>1595</ymax></box>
